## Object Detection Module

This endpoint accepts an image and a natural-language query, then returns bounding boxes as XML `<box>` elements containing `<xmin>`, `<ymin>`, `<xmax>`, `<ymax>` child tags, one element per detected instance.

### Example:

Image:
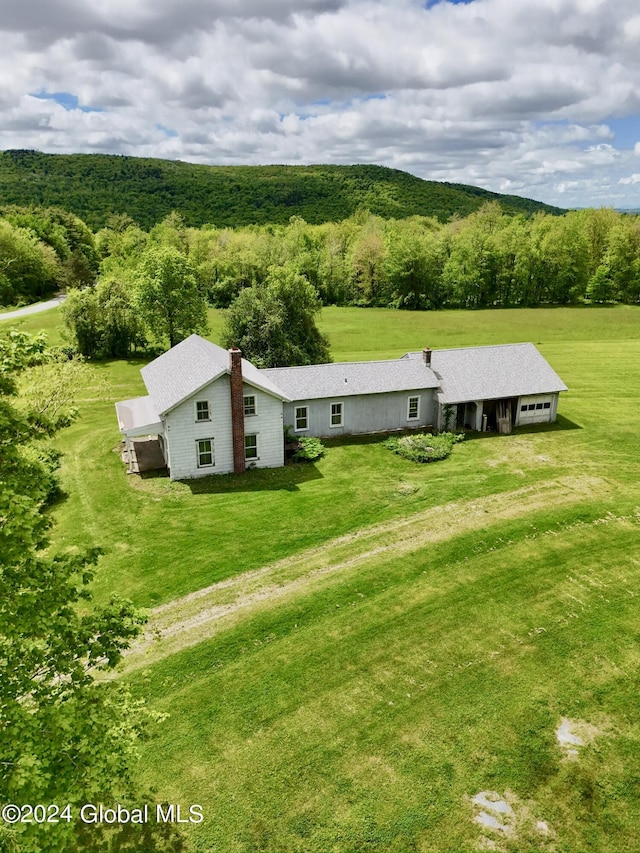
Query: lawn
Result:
<box><xmin>3</xmin><ymin>303</ymin><xmax>640</xmax><ymax>850</ymax></box>
<box><xmin>4</xmin><ymin>304</ymin><xmax>637</xmax><ymax>608</ymax></box>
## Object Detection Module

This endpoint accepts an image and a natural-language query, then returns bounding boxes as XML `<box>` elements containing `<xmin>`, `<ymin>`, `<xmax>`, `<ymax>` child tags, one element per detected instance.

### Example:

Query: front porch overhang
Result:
<box><xmin>115</xmin><ymin>396</ymin><xmax>163</xmax><ymax>438</ymax></box>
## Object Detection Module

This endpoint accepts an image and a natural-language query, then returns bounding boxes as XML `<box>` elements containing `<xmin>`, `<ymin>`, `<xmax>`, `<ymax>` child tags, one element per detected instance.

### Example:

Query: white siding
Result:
<box><xmin>164</xmin><ymin>376</ymin><xmax>284</xmax><ymax>479</ymax></box>
<box><xmin>283</xmin><ymin>389</ymin><xmax>436</xmax><ymax>438</ymax></box>
<box><xmin>516</xmin><ymin>393</ymin><xmax>558</xmax><ymax>426</ymax></box>
<box><xmin>241</xmin><ymin>384</ymin><xmax>285</xmax><ymax>470</ymax></box>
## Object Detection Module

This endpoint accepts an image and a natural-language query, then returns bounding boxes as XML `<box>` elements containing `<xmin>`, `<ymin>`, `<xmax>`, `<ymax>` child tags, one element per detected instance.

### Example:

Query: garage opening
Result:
<box><xmin>482</xmin><ymin>397</ymin><xmax>518</xmax><ymax>433</ymax></box>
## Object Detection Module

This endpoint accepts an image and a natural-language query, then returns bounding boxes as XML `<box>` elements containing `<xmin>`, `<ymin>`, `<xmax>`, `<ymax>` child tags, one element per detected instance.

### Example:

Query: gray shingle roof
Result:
<box><xmin>141</xmin><ymin>335</ymin><xmax>289</xmax><ymax>415</ymax></box>
<box><xmin>261</xmin><ymin>357</ymin><xmax>439</xmax><ymax>401</ymax></box>
<box><xmin>404</xmin><ymin>343</ymin><xmax>567</xmax><ymax>404</ymax></box>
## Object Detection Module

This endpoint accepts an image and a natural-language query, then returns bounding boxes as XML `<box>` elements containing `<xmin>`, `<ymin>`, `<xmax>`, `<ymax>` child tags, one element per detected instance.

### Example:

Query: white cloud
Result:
<box><xmin>619</xmin><ymin>173</ymin><xmax>640</xmax><ymax>185</ymax></box>
<box><xmin>1</xmin><ymin>0</ymin><xmax>640</xmax><ymax>207</ymax></box>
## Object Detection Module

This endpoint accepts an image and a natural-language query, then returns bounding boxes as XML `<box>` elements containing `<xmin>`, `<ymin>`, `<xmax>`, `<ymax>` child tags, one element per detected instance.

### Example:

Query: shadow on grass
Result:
<box><xmin>179</xmin><ymin>460</ymin><xmax>324</xmax><ymax>494</ymax></box>
<box><xmin>462</xmin><ymin>414</ymin><xmax>583</xmax><ymax>442</ymax></box>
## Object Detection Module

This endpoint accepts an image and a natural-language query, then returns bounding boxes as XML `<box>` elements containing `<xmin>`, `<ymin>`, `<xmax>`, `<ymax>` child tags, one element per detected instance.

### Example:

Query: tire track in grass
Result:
<box><xmin>117</xmin><ymin>475</ymin><xmax>611</xmax><ymax>674</ymax></box>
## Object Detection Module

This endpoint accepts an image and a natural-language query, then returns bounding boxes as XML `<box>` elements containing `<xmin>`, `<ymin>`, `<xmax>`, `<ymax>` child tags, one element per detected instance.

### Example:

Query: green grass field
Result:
<box><xmin>3</xmin><ymin>304</ymin><xmax>640</xmax><ymax>851</ymax></box>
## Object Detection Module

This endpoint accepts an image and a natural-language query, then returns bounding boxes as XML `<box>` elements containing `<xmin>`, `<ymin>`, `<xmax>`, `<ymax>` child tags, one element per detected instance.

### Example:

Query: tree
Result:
<box><xmin>133</xmin><ymin>247</ymin><xmax>208</xmax><ymax>347</ymax></box>
<box><xmin>0</xmin><ymin>331</ymin><xmax>178</xmax><ymax>852</ymax></box>
<box><xmin>0</xmin><ymin>220</ymin><xmax>61</xmax><ymax>306</ymax></box>
<box><xmin>588</xmin><ymin>219</ymin><xmax>640</xmax><ymax>303</ymax></box>
<box><xmin>348</xmin><ymin>216</ymin><xmax>387</xmax><ymax>305</ymax></box>
<box><xmin>221</xmin><ymin>264</ymin><xmax>331</xmax><ymax>367</ymax></box>
<box><xmin>62</xmin><ymin>279</ymin><xmax>147</xmax><ymax>359</ymax></box>
<box><xmin>383</xmin><ymin>220</ymin><xmax>444</xmax><ymax>309</ymax></box>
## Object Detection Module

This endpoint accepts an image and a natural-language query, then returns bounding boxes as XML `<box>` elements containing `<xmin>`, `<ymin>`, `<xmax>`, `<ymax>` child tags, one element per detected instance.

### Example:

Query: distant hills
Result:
<box><xmin>0</xmin><ymin>150</ymin><xmax>565</xmax><ymax>230</ymax></box>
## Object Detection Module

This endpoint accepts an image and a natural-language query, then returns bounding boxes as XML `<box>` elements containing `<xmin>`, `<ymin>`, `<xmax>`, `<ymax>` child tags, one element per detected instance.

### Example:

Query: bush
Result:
<box><xmin>293</xmin><ymin>436</ymin><xmax>325</xmax><ymax>461</ymax></box>
<box><xmin>383</xmin><ymin>431</ymin><xmax>463</xmax><ymax>463</ymax></box>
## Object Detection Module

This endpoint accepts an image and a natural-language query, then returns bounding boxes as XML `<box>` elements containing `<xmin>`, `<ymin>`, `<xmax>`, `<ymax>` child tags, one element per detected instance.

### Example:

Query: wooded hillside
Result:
<box><xmin>0</xmin><ymin>150</ymin><xmax>564</xmax><ymax>231</ymax></box>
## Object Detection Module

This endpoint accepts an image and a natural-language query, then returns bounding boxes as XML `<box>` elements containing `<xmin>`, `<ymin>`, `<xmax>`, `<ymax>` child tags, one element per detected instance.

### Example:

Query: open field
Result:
<box><xmin>3</xmin><ymin>304</ymin><xmax>640</xmax><ymax>850</ymax></box>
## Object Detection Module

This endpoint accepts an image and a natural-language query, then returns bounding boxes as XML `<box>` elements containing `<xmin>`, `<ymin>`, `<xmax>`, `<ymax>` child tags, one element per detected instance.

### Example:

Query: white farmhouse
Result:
<box><xmin>115</xmin><ymin>335</ymin><xmax>567</xmax><ymax>479</ymax></box>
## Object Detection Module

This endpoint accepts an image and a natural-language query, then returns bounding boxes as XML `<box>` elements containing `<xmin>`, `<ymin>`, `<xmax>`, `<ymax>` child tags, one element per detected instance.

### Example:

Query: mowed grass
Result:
<box><xmin>3</xmin><ymin>304</ymin><xmax>640</xmax><ymax>849</ymax></box>
<box><xmin>3</xmin><ymin>304</ymin><xmax>637</xmax><ymax>607</ymax></box>
<box><xmin>133</xmin><ymin>510</ymin><xmax>640</xmax><ymax>852</ymax></box>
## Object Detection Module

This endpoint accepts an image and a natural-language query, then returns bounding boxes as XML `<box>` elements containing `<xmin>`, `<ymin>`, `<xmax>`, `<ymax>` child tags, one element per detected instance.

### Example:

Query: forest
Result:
<box><xmin>0</xmin><ymin>150</ymin><xmax>563</xmax><ymax>230</ymax></box>
<box><xmin>2</xmin><ymin>201</ymin><xmax>639</xmax><ymax>335</ymax></box>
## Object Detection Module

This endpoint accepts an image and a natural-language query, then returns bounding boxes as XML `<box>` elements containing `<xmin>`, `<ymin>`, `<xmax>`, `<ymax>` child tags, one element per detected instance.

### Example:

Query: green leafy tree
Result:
<box><xmin>384</xmin><ymin>220</ymin><xmax>444</xmax><ymax>309</ymax></box>
<box><xmin>63</xmin><ymin>279</ymin><xmax>147</xmax><ymax>359</ymax></box>
<box><xmin>0</xmin><ymin>206</ymin><xmax>98</xmax><ymax>290</ymax></box>
<box><xmin>96</xmin><ymin>216</ymin><xmax>149</xmax><ymax>278</ymax></box>
<box><xmin>588</xmin><ymin>219</ymin><xmax>640</xmax><ymax>303</ymax></box>
<box><xmin>0</xmin><ymin>220</ymin><xmax>61</xmax><ymax>306</ymax></box>
<box><xmin>133</xmin><ymin>246</ymin><xmax>208</xmax><ymax>347</ymax></box>
<box><xmin>348</xmin><ymin>217</ymin><xmax>388</xmax><ymax>305</ymax></box>
<box><xmin>0</xmin><ymin>331</ymin><xmax>177</xmax><ymax>853</ymax></box>
<box><xmin>149</xmin><ymin>211</ymin><xmax>189</xmax><ymax>254</ymax></box>
<box><xmin>221</xmin><ymin>264</ymin><xmax>331</xmax><ymax>367</ymax></box>
<box><xmin>539</xmin><ymin>212</ymin><xmax>590</xmax><ymax>303</ymax></box>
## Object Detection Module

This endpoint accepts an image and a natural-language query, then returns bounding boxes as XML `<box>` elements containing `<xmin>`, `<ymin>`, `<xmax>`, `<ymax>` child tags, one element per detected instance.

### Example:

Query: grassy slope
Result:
<box><xmin>4</xmin><ymin>304</ymin><xmax>640</xmax><ymax>850</ymax></box>
<box><xmin>0</xmin><ymin>151</ymin><xmax>565</xmax><ymax>229</ymax></box>
<box><xmin>129</xmin><ymin>307</ymin><xmax>640</xmax><ymax>852</ymax></box>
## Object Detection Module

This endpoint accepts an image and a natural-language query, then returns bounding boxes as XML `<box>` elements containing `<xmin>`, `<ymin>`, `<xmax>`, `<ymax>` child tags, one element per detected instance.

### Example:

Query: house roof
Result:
<box><xmin>115</xmin><ymin>396</ymin><xmax>162</xmax><ymax>437</ymax></box>
<box><xmin>261</xmin><ymin>357</ymin><xmax>439</xmax><ymax>401</ymax></box>
<box><xmin>404</xmin><ymin>343</ymin><xmax>568</xmax><ymax>404</ymax></box>
<box><xmin>140</xmin><ymin>335</ymin><xmax>290</xmax><ymax>415</ymax></box>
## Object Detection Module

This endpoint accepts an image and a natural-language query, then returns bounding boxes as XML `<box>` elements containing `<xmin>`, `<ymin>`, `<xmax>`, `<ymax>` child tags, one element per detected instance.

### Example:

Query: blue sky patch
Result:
<box><xmin>603</xmin><ymin>115</ymin><xmax>640</xmax><ymax>150</ymax></box>
<box><xmin>157</xmin><ymin>124</ymin><xmax>179</xmax><ymax>138</ymax></box>
<box><xmin>533</xmin><ymin>116</ymin><xmax>640</xmax><ymax>151</ymax></box>
<box><xmin>31</xmin><ymin>91</ymin><xmax>102</xmax><ymax>113</ymax></box>
<box><xmin>424</xmin><ymin>0</ymin><xmax>476</xmax><ymax>7</ymax></box>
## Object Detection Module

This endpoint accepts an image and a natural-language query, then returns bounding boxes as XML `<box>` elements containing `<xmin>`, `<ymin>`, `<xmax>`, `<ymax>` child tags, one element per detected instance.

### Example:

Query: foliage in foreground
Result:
<box><xmin>0</xmin><ymin>331</ymin><xmax>178</xmax><ymax>853</ymax></box>
<box><xmin>383</xmin><ymin>430</ymin><xmax>464</xmax><ymax>463</ymax></box>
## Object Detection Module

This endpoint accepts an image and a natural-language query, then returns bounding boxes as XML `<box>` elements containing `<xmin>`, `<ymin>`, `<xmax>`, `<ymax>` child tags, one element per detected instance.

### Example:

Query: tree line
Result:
<box><xmin>92</xmin><ymin>203</ymin><xmax>640</xmax><ymax>312</ymax></box>
<box><xmin>4</xmin><ymin>201</ymin><xmax>638</xmax><ymax>365</ymax></box>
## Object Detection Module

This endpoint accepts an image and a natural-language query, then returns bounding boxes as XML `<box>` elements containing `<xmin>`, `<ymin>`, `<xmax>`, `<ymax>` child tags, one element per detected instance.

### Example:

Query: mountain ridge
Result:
<box><xmin>0</xmin><ymin>149</ymin><xmax>565</xmax><ymax>230</ymax></box>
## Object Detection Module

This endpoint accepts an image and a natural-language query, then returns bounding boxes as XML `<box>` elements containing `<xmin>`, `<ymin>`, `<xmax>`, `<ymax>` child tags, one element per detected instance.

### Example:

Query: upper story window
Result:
<box><xmin>330</xmin><ymin>402</ymin><xmax>343</xmax><ymax>427</ymax></box>
<box><xmin>295</xmin><ymin>406</ymin><xmax>309</xmax><ymax>431</ymax></box>
<box><xmin>196</xmin><ymin>400</ymin><xmax>210</xmax><ymax>421</ymax></box>
<box><xmin>407</xmin><ymin>396</ymin><xmax>420</xmax><ymax>420</ymax></box>
<box><xmin>244</xmin><ymin>395</ymin><xmax>256</xmax><ymax>416</ymax></box>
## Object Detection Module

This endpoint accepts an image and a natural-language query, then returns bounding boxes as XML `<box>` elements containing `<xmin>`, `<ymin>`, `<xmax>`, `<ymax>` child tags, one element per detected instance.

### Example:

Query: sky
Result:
<box><xmin>1</xmin><ymin>0</ymin><xmax>640</xmax><ymax>209</ymax></box>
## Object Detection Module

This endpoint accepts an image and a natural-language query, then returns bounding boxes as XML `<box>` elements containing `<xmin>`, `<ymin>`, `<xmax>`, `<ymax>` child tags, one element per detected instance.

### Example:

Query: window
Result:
<box><xmin>330</xmin><ymin>402</ymin><xmax>343</xmax><ymax>427</ymax></box>
<box><xmin>295</xmin><ymin>406</ymin><xmax>309</xmax><ymax>431</ymax></box>
<box><xmin>543</xmin><ymin>401</ymin><xmax>551</xmax><ymax>409</ymax></box>
<box><xmin>244</xmin><ymin>395</ymin><xmax>256</xmax><ymax>416</ymax></box>
<box><xmin>528</xmin><ymin>404</ymin><xmax>535</xmax><ymax>411</ymax></box>
<box><xmin>196</xmin><ymin>438</ymin><xmax>214</xmax><ymax>467</ymax></box>
<box><xmin>407</xmin><ymin>396</ymin><xmax>420</xmax><ymax>420</ymax></box>
<box><xmin>245</xmin><ymin>434</ymin><xmax>258</xmax><ymax>460</ymax></box>
<box><xmin>521</xmin><ymin>404</ymin><xmax>528</xmax><ymax>412</ymax></box>
<box><xmin>535</xmin><ymin>402</ymin><xmax>543</xmax><ymax>410</ymax></box>
<box><xmin>196</xmin><ymin>400</ymin><xmax>210</xmax><ymax>421</ymax></box>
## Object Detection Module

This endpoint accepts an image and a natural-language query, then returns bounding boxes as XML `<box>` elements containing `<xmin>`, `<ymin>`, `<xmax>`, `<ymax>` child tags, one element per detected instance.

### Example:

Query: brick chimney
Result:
<box><xmin>229</xmin><ymin>348</ymin><xmax>245</xmax><ymax>474</ymax></box>
<box><xmin>423</xmin><ymin>347</ymin><xmax>432</xmax><ymax>366</ymax></box>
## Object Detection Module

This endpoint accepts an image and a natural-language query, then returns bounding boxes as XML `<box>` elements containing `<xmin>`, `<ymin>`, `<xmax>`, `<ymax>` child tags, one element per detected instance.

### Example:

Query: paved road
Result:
<box><xmin>0</xmin><ymin>295</ymin><xmax>66</xmax><ymax>322</ymax></box>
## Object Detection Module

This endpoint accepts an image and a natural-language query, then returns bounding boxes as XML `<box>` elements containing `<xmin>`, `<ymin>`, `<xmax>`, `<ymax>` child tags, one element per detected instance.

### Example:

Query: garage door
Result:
<box><xmin>518</xmin><ymin>395</ymin><xmax>553</xmax><ymax>424</ymax></box>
